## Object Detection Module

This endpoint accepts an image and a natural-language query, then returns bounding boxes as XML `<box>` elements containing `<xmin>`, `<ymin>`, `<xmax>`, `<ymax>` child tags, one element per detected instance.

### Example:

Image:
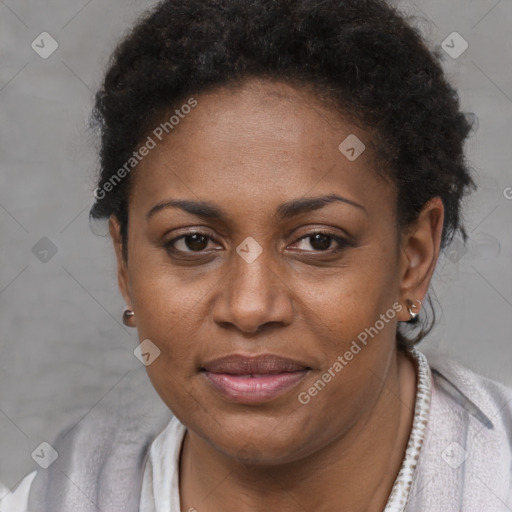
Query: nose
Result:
<box><xmin>212</xmin><ymin>248</ymin><xmax>294</xmax><ymax>334</ymax></box>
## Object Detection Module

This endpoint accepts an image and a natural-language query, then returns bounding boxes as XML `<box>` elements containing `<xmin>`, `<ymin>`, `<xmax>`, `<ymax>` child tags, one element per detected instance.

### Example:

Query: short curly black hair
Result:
<box><xmin>89</xmin><ymin>0</ymin><xmax>476</xmax><ymax>349</ymax></box>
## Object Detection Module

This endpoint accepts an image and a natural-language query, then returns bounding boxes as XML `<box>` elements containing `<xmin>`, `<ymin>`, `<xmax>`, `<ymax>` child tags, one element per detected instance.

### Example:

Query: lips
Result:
<box><xmin>202</xmin><ymin>354</ymin><xmax>310</xmax><ymax>404</ymax></box>
<box><xmin>203</xmin><ymin>354</ymin><xmax>308</xmax><ymax>375</ymax></box>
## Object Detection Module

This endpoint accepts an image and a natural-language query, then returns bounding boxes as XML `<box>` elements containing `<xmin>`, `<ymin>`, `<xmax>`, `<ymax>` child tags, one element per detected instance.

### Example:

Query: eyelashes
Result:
<box><xmin>290</xmin><ymin>232</ymin><xmax>353</xmax><ymax>252</ymax></box>
<box><xmin>164</xmin><ymin>230</ymin><xmax>354</xmax><ymax>257</ymax></box>
<box><xmin>167</xmin><ymin>232</ymin><xmax>216</xmax><ymax>253</ymax></box>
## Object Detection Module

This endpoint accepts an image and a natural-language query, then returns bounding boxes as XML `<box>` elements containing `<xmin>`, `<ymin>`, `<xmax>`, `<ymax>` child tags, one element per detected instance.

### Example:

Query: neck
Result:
<box><xmin>180</xmin><ymin>349</ymin><xmax>417</xmax><ymax>512</ymax></box>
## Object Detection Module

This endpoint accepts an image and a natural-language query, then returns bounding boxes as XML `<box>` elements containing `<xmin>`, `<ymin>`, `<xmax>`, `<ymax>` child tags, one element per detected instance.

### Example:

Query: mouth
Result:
<box><xmin>201</xmin><ymin>354</ymin><xmax>311</xmax><ymax>404</ymax></box>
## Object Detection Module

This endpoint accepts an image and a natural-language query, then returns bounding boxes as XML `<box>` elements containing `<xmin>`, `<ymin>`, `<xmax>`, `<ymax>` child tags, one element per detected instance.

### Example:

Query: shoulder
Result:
<box><xmin>407</xmin><ymin>347</ymin><xmax>512</xmax><ymax>510</ymax></box>
<box><xmin>25</xmin><ymin>366</ymin><xmax>173</xmax><ymax>511</ymax></box>
<box><xmin>0</xmin><ymin>471</ymin><xmax>37</xmax><ymax>512</ymax></box>
<box><xmin>426</xmin><ymin>348</ymin><xmax>512</xmax><ymax>501</ymax></box>
<box><xmin>422</xmin><ymin>347</ymin><xmax>512</xmax><ymax>433</ymax></box>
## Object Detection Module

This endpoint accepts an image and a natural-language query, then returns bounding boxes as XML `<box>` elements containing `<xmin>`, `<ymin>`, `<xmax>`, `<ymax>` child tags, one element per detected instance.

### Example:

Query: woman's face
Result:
<box><xmin>111</xmin><ymin>79</ymin><xmax>439</xmax><ymax>464</ymax></box>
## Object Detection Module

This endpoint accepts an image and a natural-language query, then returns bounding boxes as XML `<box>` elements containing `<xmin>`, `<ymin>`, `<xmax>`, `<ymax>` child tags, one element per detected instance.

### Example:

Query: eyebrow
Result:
<box><xmin>146</xmin><ymin>194</ymin><xmax>367</xmax><ymax>221</ymax></box>
<box><xmin>275</xmin><ymin>194</ymin><xmax>367</xmax><ymax>219</ymax></box>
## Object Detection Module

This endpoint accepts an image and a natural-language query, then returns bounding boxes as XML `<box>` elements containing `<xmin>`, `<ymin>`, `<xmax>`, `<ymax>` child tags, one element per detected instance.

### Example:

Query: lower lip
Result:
<box><xmin>203</xmin><ymin>370</ymin><xmax>309</xmax><ymax>403</ymax></box>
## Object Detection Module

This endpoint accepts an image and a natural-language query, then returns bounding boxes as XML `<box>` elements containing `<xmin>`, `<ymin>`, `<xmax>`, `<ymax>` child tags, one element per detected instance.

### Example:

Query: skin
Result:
<box><xmin>109</xmin><ymin>78</ymin><xmax>444</xmax><ymax>512</ymax></box>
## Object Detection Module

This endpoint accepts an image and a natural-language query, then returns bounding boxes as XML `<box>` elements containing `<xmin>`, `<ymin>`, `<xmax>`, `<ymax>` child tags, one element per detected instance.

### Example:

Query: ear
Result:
<box><xmin>109</xmin><ymin>216</ymin><xmax>135</xmax><ymax>327</ymax></box>
<box><xmin>397</xmin><ymin>197</ymin><xmax>444</xmax><ymax>322</ymax></box>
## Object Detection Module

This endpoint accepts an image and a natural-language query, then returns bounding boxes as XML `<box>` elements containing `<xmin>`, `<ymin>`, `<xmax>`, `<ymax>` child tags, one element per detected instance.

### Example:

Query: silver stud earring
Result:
<box><xmin>406</xmin><ymin>299</ymin><xmax>422</xmax><ymax>320</ymax></box>
<box><xmin>123</xmin><ymin>308</ymin><xmax>135</xmax><ymax>326</ymax></box>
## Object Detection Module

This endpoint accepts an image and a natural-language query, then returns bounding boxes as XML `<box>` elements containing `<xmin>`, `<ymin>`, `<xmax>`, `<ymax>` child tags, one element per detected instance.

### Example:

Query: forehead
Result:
<box><xmin>129</xmin><ymin>79</ymin><xmax>394</xmax><ymax>217</ymax></box>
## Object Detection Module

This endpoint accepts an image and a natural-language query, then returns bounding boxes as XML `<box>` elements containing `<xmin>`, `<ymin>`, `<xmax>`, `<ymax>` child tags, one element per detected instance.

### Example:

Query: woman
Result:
<box><xmin>2</xmin><ymin>0</ymin><xmax>511</xmax><ymax>510</ymax></box>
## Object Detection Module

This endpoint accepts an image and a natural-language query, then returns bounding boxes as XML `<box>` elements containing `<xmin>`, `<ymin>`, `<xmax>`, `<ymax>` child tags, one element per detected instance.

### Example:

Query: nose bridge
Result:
<box><xmin>230</xmin><ymin>246</ymin><xmax>276</xmax><ymax>309</ymax></box>
<box><xmin>214</xmin><ymin>241</ymin><xmax>293</xmax><ymax>332</ymax></box>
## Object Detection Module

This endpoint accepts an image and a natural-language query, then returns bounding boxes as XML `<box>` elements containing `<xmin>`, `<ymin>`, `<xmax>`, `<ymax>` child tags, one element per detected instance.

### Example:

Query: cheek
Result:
<box><xmin>130</xmin><ymin>268</ymin><xmax>210</xmax><ymax>416</ymax></box>
<box><xmin>292</xmin><ymin>275</ymin><xmax>401</xmax><ymax>443</ymax></box>
<box><xmin>296</xmin><ymin>243</ymin><xmax>400</xmax><ymax>341</ymax></box>
<box><xmin>124</xmin><ymin>265</ymin><xmax>204</xmax><ymax>394</ymax></box>
<box><xmin>131</xmin><ymin>275</ymin><xmax>206</xmax><ymax>362</ymax></box>
<box><xmin>294</xmin><ymin>240</ymin><xmax>401</xmax><ymax>399</ymax></box>
<box><xmin>125</xmin><ymin>233</ymin><xmax>212</xmax><ymax>334</ymax></box>
<box><xmin>299</xmin><ymin>277</ymin><xmax>400</xmax><ymax>391</ymax></box>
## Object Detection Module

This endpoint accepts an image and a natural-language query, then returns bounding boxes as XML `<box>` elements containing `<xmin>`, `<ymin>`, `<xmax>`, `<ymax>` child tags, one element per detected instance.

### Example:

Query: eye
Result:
<box><xmin>166</xmin><ymin>232</ymin><xmax>220</xmax><ymax>253</ymax></box>
<box><xmin>290</xmin><ymin>232</ymin><xmax>351</xmax><ymax>252</ymax></box>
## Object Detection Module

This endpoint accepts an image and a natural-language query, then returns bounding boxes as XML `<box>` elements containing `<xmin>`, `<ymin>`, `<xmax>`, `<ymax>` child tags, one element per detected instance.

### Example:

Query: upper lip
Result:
<box><xmin>202</xmin><ymin>354</ymin><xmax>309</xmax><ymax>375</ymax></box>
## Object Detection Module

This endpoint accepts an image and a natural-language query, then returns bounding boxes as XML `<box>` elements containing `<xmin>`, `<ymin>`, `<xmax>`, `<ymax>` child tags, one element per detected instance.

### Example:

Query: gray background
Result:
<box><xmin>0</xmin><ymin>0</ymin><xmax>511</xmax><ymax>492</ymax></box>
